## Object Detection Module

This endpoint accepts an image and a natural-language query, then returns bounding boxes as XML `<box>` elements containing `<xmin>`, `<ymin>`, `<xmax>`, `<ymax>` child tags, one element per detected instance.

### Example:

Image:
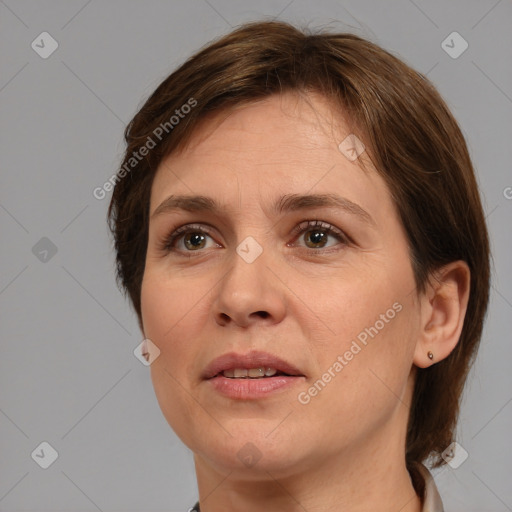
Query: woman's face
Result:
<box><xmin>141</xmin><ymin>92</ymin><xmax>422</xmax><ymax>476</ymax></box>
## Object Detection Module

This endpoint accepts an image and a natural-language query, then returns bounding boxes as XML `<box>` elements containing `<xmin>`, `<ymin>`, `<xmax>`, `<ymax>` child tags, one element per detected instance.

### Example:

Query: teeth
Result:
<box><xmin>222</xmin><ymin>367</ymin><xmax>278</xmax><ymax>378</ymax></box>
<box><xmin>248</xmin><ymin>368</ymin><xmax>264</xmax><ymax>378</ymax></box>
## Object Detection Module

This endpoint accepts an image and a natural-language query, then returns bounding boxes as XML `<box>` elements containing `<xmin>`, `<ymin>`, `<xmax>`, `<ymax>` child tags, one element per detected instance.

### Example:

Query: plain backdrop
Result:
<box><xmin>1</xmin><ymin>1</ymin><xmax>511</xmax><ymax>511</ymax></box>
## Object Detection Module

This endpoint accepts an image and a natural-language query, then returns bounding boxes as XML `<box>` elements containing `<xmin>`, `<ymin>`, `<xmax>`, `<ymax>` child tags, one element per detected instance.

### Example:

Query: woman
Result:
<box><xmin>107</xmin><ymin>21</ymin><xmax>490</xmax><ymax>511</ymax></box>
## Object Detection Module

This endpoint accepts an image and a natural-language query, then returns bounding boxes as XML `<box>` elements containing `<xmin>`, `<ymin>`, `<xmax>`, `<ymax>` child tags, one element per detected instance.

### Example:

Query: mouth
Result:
<box><xmin>220</xmin><ymin>367</ymin><xmax>291</xmax><ymax>379</ymax></box>
<box><xmin>202</xmin><ymin>350</ymin><xmax>304</xmax><ymax>380</ymax></box>
<box><xmin>202</xmin><ymin>350</ymin><xmax>305</xmax><ymax>399</ymax></box>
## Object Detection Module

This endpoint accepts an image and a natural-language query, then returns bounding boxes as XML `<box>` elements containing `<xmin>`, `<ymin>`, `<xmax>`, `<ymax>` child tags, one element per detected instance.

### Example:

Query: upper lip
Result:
<box><xmin>202</xmin><ymin>350</ymin><xmax>304</xmax><ymax>379</ymax></box>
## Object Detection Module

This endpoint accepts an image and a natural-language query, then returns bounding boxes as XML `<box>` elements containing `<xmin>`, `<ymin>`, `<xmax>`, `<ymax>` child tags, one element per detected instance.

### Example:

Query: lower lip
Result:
<box><xmin>206</xmin><ymin>375</ymin><xmax>304</xmax><ymax>399</ymax></box>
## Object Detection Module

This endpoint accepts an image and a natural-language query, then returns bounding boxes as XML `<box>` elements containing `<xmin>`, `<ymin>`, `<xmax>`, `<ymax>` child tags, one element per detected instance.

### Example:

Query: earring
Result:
<box><xmin>428</xmin><ymin>351</ymin><xmax>434</xmax><ymax>360</ymax></box>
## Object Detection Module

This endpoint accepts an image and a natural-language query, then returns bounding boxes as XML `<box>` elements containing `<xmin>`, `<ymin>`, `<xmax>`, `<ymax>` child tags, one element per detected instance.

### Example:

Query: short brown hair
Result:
<box><xmin>107</xmin><ymin>20</ymin><xmax>490</xmax><ymax>468</ymax></box>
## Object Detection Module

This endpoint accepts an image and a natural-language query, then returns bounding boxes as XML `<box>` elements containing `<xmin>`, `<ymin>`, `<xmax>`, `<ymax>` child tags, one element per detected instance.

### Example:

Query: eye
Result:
<box><xmin>158</xmin><ymin>219</ymin><xmax>349</xmax><ymax>256</ymax></box>
<box><xmin>159</xmin><ymin>223</ymin><xmax>220</xmax><ymax>253</ymax></box>
<box><xmin>289</xmin><ymin>220</ymin><xmax>349</xmax><ymax>250</ymax></box>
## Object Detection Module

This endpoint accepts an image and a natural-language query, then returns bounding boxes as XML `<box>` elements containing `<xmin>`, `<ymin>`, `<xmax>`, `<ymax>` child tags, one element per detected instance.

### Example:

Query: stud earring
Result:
<box><xmin>428</xmin><ymin>351</ymin><xmax>434</xmax><ymax>360</ymax></box>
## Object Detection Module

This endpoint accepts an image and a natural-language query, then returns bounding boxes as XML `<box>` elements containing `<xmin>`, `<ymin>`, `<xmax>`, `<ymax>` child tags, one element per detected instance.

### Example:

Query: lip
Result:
<box><xmin>207</xmin><ymin>374</ymin><xmax>303</xmax><ymax>399</ymax></box>
<box><xmin>202</xmin><ymin>350</ymin><xmax>305</xmax><ymax>400</ymax></box>
<box><xmin>201</xmin><ymin>350</ymin><xmax>304</xmax><ymax>380</ymax></box>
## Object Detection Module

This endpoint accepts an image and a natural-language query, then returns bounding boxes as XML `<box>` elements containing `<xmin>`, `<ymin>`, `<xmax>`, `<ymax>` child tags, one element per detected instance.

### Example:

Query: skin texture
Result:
<box><xmin>140</xmin><ymin>92</ymin><xmax>470</xmax><ymax>512</ymax></box>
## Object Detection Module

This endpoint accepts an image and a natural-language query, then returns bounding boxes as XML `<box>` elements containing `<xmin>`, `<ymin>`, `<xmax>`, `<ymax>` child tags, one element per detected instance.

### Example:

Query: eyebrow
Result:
<box><xmin>151</xmin><ymin>193</ymin><xmax>375</xmax><ymax>226</ymax></box>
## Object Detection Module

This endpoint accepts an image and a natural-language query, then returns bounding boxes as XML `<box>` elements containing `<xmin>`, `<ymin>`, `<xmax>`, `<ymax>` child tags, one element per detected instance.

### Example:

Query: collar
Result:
<box><xmin>414</xmin><ymin>463</ymin><xmax>445</xmax><ymax>512</ymax></box>
<box><xmin>190</xmin><ymin>463</ymin><xmax>444</xmax><ymax>512</ymax></box>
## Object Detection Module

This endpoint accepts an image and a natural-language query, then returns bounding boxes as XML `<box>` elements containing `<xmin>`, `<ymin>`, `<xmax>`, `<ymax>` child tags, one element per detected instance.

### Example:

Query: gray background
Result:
<box><xmin>0</xmin><ymin>0</ymin><xmax>511</xmax><ymax>511</ymax></box>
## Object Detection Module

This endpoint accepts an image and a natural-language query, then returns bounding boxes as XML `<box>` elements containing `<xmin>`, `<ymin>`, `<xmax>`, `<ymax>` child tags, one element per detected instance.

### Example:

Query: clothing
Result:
<box><xmin>413</xmin><ymin>463</ymin><xmax>445</xmax><ymax>512</ymax></box>
<box><xmin>189</xmin><ymin>463</ymin><xmax>444</xmax><ymax>511</ymax></box>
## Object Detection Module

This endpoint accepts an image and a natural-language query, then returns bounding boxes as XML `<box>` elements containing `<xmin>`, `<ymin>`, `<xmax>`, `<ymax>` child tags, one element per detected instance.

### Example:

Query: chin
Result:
<box><xmin>192</xmin><ymin>425</ymin><xmax>307</xmax><ymax>477</ymax></box>
<box><xmin>198</xmin><ymin>447</ymin><xmax>303</xmax><ymax>479</ymax></box>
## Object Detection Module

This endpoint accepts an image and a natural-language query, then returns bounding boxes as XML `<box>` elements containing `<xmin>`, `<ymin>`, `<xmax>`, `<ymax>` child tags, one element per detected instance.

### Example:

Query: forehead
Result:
<box><xmin>149</xmin><ymin>92</ymin><xmax>391</xmax><ymax>220</ymax></box>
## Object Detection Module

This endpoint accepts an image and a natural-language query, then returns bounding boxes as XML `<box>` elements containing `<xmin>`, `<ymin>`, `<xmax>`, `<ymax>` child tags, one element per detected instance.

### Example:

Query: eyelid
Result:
<box><xmin>159</xmin><ymin>219</ymin><xmax>350</xmax><ymax>254</ymax></box>
<box><xmin>289</xmin><ymin>219</ymin><xmax>350</xmax><ymax>244</ymax></box>
<box><xmin>159</xmin><ymin>222</ymin><xmax>218</xmax><ymax>252</ymax></box>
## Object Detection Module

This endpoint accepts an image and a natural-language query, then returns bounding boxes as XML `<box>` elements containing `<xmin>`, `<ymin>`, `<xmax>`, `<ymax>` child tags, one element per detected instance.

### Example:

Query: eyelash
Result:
<box><xmin>158</xmin><ymin>220</ymin><xmax>350</xmax><ymax>255</ymax></box>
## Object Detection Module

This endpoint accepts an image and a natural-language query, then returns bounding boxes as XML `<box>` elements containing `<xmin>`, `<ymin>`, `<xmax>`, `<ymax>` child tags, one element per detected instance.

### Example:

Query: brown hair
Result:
<box><xmin>107</xmin><ymin>20</ymin><xmax>490</xmax><ymax>468</ymax></box>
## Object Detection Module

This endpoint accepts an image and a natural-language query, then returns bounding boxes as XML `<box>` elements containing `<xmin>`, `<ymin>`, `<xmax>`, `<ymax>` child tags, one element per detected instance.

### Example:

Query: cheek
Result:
<box><xmin>141</xmin><ymin>270</ymin><xmax>198</xmax><ymax>341</ymax></box>
<box><xmin>140</xmin><ymin>272</ymin><xmax>200</xmax><ymax>383</ymax></box>
<box><xmin>140</xmin><ymin>275</ymin><xmax>170</xmax><ymax>339</ymax></box>
<box><xmin>311</xmin><ymin>263</ymin><xmax>411</xmax><ymax>349</ymax></box>
<box><xmin>303</xmin><ymin>267</ymin><xmax>418</xmax><ymax>408</ymax></box>
<box><xmin>141</xmin><ymin>272</ymin><xmax>204</xmax><ymax>440</ymax></box>
<box><xmin>308</xmin><ymin>297</ymin><xmax>418</xmax><ymax>419</ymax></box>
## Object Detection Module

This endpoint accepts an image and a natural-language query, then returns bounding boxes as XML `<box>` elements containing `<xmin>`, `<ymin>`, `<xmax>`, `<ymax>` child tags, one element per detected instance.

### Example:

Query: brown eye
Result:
<box><xmin>291</xmin><ymin>220</ymin><xmax>349</xmax><ymax>251</ymax></box>
<box><xmin>160</xmin><ymin>224</ymin><xmax>219</xmax><ymax>253</ymax></box>
<box><xmin>183</xmin><ymin>232</ymin><xmax>207</xmax><ymax>250</ymax></box>
<box><xmin>304</xmin><ymin>228</ymin><xmax>329</xmax><ymax>248</ymax></box>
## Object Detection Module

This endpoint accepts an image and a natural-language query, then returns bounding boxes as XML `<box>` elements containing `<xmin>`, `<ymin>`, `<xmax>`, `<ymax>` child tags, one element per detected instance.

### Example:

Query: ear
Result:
<box><xmin>413</xmin><ymin>261</ymin><xmax>471</xmax><ymax>368</ymax></box>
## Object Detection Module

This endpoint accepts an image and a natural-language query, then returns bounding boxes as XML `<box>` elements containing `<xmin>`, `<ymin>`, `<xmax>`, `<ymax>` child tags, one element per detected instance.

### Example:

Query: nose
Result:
<box><xmin>212</xmin><ymin>245</ymin><xmax>286</xmax><ymax>328</ymax></box>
